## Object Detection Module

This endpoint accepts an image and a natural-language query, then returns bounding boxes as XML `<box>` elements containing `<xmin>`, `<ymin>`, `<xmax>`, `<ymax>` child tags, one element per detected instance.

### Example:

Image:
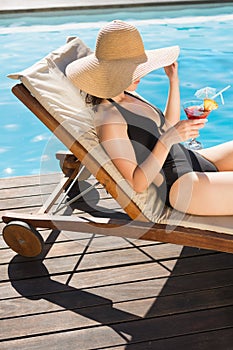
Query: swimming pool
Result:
<box><xmin>1</xmin><ymin>4</ymin><xmax>233</xmax><ymax>178</ymax></box>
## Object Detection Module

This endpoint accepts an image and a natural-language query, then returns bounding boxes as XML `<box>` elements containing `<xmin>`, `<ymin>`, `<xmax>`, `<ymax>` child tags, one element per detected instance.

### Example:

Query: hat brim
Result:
<box><xmin>133</xmin><ymin>45</ymin><xmax>180</xmax><ymax>80</ymax></box>
<box><xmin>66</xmin><ymin>45</ymin><xmax>180</xmax><ymax>98</ymax></box>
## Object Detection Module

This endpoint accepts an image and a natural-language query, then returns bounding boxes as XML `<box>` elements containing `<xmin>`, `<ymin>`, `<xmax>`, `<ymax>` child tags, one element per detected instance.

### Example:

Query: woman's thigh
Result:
<box><xmin>197</xmin><ymin>140</ymin><xmax>233</xmax><ymax>171</ymax></box>
<box><xmin>169</xmin><ymin>171</ymin><xmax>233</xmax><ymax>215</ymax></box>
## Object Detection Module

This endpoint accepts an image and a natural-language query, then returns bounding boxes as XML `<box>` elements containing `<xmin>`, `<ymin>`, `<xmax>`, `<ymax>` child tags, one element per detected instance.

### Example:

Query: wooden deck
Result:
<box><xmin>0</xmin><ymin>173</ymin><xmax>233</xmax><ymax>349</ymax></box>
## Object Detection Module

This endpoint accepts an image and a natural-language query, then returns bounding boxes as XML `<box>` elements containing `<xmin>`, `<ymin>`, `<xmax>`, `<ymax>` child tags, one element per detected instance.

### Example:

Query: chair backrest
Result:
<box><xmin>9</xmin><ymin>38</ymin><xmax>165</xmax><ymax>222</ymax></box>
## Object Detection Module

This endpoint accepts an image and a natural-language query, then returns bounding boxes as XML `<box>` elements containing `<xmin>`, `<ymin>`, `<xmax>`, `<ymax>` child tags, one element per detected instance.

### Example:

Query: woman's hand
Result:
<box><xmin>161</xmin><ymin>119</ymin><xmax>207</xmax><ymax>148</ymax></box>
<box><xmin>164</xmin><ymin>62</ymin><xmax>179</xmax><ymax>82</ymax></box>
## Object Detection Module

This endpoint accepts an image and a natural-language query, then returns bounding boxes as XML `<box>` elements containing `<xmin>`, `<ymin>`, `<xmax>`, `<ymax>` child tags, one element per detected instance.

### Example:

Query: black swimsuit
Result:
<box><xmin>108</xmin><ymin>93</ymin><xmax>218</xmax><ymax>206</ymax></box>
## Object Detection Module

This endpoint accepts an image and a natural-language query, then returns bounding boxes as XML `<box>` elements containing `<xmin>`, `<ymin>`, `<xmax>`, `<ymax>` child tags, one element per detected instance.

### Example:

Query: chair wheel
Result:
<box><xmin>3</xmin><ymin>221</ymin><xmax>44</xmax><ymax>257</ymax></box>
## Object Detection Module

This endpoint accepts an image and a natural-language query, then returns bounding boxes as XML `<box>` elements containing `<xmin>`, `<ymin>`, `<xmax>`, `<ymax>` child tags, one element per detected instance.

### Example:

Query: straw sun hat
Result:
<box><xmin>66</xmin><ymin>20</ymin><xmax>180</xmax><ymax>99</ymax></box>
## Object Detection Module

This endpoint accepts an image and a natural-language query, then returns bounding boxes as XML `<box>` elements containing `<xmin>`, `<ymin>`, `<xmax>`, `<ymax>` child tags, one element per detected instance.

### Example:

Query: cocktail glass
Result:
<box><xmin>183</xmin><ymin>100</ymin><xmax>210</xmax><ymax>150</ymax></box>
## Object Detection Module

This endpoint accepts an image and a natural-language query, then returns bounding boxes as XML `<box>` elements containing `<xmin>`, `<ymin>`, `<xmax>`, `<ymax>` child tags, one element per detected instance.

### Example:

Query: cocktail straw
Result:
<box><xmin>211</xmin><ymin>85</ymin><xmax>231</xmax><ymax>104</ymax></box>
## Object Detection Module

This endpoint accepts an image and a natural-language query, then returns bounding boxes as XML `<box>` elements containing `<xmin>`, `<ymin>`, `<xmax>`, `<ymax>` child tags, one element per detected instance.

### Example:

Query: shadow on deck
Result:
<box><xmin>0</xmin><ymin>174</ymin><xmax>233</xmax><ymax>349</ymax></box>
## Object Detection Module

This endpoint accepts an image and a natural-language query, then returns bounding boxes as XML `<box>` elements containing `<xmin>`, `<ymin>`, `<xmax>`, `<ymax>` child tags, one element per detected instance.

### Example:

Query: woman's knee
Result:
<box><xmin>199</xmin><ymin>141</ymin><xmax>233</xmax><ymax>171</ymax></box>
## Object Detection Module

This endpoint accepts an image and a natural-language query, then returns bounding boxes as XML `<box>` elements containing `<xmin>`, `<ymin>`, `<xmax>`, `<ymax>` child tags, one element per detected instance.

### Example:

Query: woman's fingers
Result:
<box><xmin>174</xmin><ymin>119</ymin><xmax>207</xmax><ymax>142</ymax></box>
<box><xmin>190</xmin><ymin>118</ymin><xmax>208</xmax><ymax>127</ymax></box>
<box><xmin>164</xmin><ymin>61</ymin><xmax>178</xmax><ymax>79</ymax></box>
<box><xmin>163</xmin><ymin>118</ymin><xmax>208</xmax><ymax>146</ymax></box>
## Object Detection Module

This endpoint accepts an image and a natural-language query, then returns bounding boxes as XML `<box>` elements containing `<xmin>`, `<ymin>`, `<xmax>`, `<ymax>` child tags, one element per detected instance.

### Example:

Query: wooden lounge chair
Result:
<box><xmin>2</xmin><ymin>37</ymin><xmax>233</xmax><ymax>257</ymax></box>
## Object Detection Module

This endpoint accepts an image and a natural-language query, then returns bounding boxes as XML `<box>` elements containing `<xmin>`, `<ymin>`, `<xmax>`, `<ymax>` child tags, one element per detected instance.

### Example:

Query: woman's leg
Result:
<box><xmin>169</xmin><ymin>171</ymin><xmax>233</xmax><ymax>215</ymax></box>
<box><xmin>198</xmin><ymin>140</ymin><xmax>233</xmax><ymax>171</ymax></box>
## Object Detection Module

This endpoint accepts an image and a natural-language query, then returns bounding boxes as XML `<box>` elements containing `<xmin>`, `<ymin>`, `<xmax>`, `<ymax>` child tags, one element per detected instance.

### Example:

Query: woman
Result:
<box><xmin>66</xmin><ymin>20</ymin><xmax>233</xmax><ymax>216</ymax></box>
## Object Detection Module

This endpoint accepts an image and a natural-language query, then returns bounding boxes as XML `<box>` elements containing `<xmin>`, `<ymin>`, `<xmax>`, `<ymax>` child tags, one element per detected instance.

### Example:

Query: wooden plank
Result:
<box><xmin>68</xmin><ymin>269</ymin><xmax>233</xmax><ymax>303</ymax></box>
<box><xmin>0</xmin><ymin>178</ymin><xmax>107</xmax><ymax>202</ymax></box>
<box><xmin>0</xmin><ymin>326</ymin><xmax>127</xmax><ymax>349</ymax></box>
<box><xmin>0</xmin><ymin>235</ymin><xmax>166</xmax><ymax>263</ymax></box>
<box><xmin>163</xmin><ymin>250</ymin><xmax>233</xmax><ymax>274</ymax></box>
<box><xmin>1</xmin><ymin>282</ymin><xmax>233</xmax><ymax>320</ymax></box>
<box><xmin>2</xmin><ymin>327</ymin><xmax>233</xmax><ymax>350</ymax></box>
<box><xmin>1</xmin><ymin>242</ymin><xmax>223</xmax><ymax>283</ymax></box>
<box><xmin>0</xmin><ymin>194</ymin><xmax>49</xmax><ymax>210</ymax></box>
<box><xmin>0</xmin><ymin>244</ymin><xmax>157</xmax><ymax>281</ymax></box>
<box><xmin>1</xmin><ymin>256</ymin><xmax>233</xmax><ymax>300</ymax></box>
<box><xmin>0</xmin><ymin>190</ymin><xmax>112</xmax><ymax>212</ymax></box>
<box><xmin>1</xmin><ymin>300</ymin><xmax>233</xmax><ymax>342</ymax></box>
<box><xmin>0</xmin><ymin>173</ymin><xmax>62</xmax><ymax>189</ymax></box>
<box><xmin>107</xmin><ymin>328</ymin><xmax>233</xmax><ymax>350</ymax></box>
<box><xmin>0</xmin><ymin>305</ymin><xmax>233</xmax><ymax>348</ymax></box>
<box><xmin>0</xmin><ymin>262</ymin><xmax>168</xmax><ymax>300</ymax></box>
<box><xmin>0</xmin><ymin>183</ymin><xmax>58</xmax><ymax>199</ymax></box>
<box><xmin>0</xmin><ymin>180</ymin><xmax>118</xmax><ymax>214</ymax></box>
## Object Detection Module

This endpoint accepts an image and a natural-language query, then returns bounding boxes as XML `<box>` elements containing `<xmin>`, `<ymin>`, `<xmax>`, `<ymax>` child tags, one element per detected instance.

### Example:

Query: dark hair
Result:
<box><xmin>84</xmin><ymin>93</ymin><xmax>104</xmax><ymax>110</ymax></box>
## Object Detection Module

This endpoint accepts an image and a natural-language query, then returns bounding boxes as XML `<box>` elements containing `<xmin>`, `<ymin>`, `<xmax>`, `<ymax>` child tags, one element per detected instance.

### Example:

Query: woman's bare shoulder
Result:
<box><xmin>94</xmin><ymin>102</ymin><xmax>126</xmax><ymax>127</ymax></box>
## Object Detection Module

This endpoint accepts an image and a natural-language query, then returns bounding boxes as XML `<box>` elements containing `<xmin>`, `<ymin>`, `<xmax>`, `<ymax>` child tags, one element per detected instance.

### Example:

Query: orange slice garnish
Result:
<box><xmin>204</xmin><ymin>98</ymin><xmax>218</xmax><ymax>111</ymax></box>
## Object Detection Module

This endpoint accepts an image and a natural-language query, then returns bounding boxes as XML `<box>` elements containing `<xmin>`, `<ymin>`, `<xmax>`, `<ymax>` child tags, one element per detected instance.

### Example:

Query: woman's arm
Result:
<box><xmin>98</xmin><ymin>120</ymin><xmax>169</xmax><ymax>193</ymax></box>
<box><xmin>163</xmin><ymin>62</ymin><xmax>180</xmax><ymax>126</ymax></box>
<box><xmin>97</xmin><ymin>107</ymin><xmax>206</xmax><ymax>193</ymax></box>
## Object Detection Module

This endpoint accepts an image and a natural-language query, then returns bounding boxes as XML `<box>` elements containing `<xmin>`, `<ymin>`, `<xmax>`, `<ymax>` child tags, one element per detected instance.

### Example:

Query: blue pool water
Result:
<box><xmin>1</xmin><ymin>4</ymin><xmax>233</xmax><ymax>178</ymax></box>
